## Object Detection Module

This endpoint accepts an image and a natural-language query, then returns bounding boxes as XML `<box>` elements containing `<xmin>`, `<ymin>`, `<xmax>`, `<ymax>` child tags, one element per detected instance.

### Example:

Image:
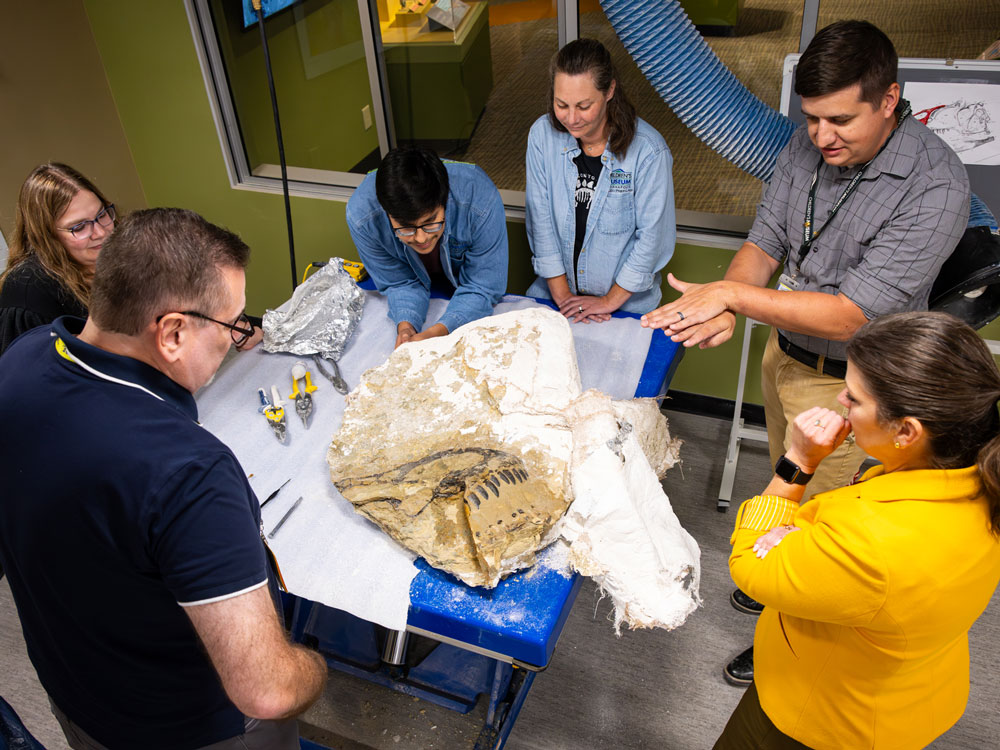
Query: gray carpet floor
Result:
<box><xmin>3</xmin><ymin>409</ymin><xmax>999</xmax><ymax>748</ymax></box>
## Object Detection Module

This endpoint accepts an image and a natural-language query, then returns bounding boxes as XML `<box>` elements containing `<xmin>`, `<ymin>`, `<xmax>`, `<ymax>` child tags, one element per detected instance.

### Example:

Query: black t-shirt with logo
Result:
<box><xmin>573</xmin><ymin>148</ymin><xmax>604</xmax><ymax>281</ymax></box>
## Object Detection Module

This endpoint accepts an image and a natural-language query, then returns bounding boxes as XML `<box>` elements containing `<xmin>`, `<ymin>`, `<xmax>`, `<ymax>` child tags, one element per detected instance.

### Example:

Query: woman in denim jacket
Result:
<box><xmin>525</xmin><ymin>39</ymin><xmax>676</xmax><ymax>322</ymax></box>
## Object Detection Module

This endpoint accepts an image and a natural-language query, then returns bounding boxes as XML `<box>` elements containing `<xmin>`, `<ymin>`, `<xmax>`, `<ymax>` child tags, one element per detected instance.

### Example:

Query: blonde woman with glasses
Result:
<box><xmin>0</xmin><ymin>162</ymin><xmax>116</xmax><ymax>356</ymax></box>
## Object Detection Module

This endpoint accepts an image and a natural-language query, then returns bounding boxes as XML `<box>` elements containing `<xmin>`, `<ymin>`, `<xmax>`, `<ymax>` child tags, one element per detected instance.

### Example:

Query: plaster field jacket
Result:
<box><xmin>524</xmin><ymin>115</ymin><xmax>675</xmax><ymax>314</ymax></box>
<box><xmin>730</xmin><ymin>466</ymin><xmax>1000</xmax><ymax>750</ymax></box>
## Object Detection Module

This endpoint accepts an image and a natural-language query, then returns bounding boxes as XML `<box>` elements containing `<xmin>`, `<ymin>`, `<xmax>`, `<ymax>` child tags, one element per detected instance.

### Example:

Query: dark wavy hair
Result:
<box><xmin>548</xmin><ymin>38</ymin><xmax>637</xmax><ymax>159</ymax></box>
<box><xmin>847</xmin><ymin>312</ymin><xmax>1000</xmax><ymax>535</ymax></box>
<box><xmin>375</xmin><ymin>147</ymin><xmax>450</xmax><ymax>226</ymax></box>
<box><xmin>795</xmin><ymin>20</ymin><xmax>897</xmax><ymax>107</ymax></box>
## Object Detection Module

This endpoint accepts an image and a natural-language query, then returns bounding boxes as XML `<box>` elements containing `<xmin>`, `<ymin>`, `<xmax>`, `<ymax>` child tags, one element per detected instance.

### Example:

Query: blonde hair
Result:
<box><xmin>1</xmin><ymin>163</ymin><xmax>112</xmax><ymax>308</ymax></box>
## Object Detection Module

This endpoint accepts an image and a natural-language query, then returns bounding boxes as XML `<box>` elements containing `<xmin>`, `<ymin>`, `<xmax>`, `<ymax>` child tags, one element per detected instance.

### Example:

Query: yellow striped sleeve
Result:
<box><xmin>731</xmin><ymin>495</ymin><xmax>798</xmax><ymax>543</ymax></box>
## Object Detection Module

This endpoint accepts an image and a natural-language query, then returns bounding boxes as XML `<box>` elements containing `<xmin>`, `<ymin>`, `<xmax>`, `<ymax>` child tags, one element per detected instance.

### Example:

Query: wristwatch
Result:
<box><xmin>774</xmin><ymin>454</ymin><xmax>813</xmax><ymax>485</ymax></box>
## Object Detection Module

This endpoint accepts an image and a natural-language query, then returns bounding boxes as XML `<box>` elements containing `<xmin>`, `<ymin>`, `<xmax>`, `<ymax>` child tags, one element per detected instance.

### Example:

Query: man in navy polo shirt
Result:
<box><xmin>0</xmin><ymin>209</ymin><xmax>326</xmax><ymax>749</ymax></box>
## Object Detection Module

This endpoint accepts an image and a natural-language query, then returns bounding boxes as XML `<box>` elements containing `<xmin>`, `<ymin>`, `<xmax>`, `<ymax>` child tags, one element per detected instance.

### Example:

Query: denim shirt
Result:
<box><xmin>524</xmin><ymin>115</ymin><xmax>676</xmax><ymax>314</ymax></box>
<box><xmin>346</xmin><ymin>161</ymin><xmax>508</xmax><ymax>333</ymax></box>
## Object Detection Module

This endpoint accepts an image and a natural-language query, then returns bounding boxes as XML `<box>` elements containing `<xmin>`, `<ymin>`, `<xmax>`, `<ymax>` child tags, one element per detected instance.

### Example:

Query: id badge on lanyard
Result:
<box><xmin>777</xmin><ymin>273</ymin><xmax>801</xmax><ymax>292</ymax></box>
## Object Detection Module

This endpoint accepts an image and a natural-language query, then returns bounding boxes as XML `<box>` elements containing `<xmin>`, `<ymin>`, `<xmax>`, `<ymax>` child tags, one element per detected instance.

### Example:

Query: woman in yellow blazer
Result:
<box><xmin>715</xmin><ymin>311</ymin><xmax>1000</xmax><ymax>750</ymax></box>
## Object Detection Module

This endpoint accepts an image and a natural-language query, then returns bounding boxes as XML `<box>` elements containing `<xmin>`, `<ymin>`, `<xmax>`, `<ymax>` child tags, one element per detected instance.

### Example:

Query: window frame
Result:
<box><xmin>185</xmin><ymin>0</ymin><xmax>763</xmax><ymax>241</ymax></box>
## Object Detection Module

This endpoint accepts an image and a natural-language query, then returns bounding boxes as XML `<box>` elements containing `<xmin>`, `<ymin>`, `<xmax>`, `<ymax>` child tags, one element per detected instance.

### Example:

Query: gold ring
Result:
<box><xmin>814</xmin><ymin>419</ymin><xmax>822</xmax><ymax>426</ymax></box>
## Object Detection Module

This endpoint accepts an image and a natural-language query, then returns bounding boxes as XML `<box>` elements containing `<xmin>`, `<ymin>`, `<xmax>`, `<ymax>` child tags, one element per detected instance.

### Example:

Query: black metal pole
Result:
<box><xmin>255</xmin><ymin>3</ymin><xmax>298</xmax><ymax>291</ymax></box>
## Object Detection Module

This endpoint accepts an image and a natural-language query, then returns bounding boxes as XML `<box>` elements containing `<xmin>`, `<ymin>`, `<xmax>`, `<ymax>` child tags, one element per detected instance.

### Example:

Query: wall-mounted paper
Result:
<box><xmin>905</xmin><ymin>81</ymin><xmax>1000</xmax><ymax>165</ymax></box>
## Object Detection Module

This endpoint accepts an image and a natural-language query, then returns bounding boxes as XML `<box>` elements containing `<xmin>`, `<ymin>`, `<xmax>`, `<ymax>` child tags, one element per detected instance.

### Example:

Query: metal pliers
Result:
<box><xmin>312</xmin><ymin>354</ymin><xmax>349</xmax><ymax>394</ymax></box>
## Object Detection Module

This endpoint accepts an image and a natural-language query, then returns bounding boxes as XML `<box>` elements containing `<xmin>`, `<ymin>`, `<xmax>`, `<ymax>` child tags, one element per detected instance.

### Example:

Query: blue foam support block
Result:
<box><xmin>408</xmin><ymin>558</ymin><xmax>584</xmax><ymax>668</ymax></box>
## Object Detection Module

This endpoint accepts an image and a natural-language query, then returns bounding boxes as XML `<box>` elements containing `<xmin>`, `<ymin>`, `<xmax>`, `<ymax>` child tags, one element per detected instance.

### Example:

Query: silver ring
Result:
<box><xmin>578</xmin><ymin>305</ymin><xmax>584</xmax><ymax>313</ymax></box>
<box><xmin>677</xmin><ymin>311</ymin><xmax>685</xmax><ymax>321</ymax></box>
<box><xmin>814</xmin><ymin>419</ymin><xmax>822</xmax><ymax>426</ymax></box>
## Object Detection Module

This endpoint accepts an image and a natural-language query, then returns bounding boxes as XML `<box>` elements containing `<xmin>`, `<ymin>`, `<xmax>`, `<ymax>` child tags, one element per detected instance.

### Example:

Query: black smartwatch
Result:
<box><xmin>775</xmin><ymin>454</ymin><xmax>813</xmax><ymax>485</ymax></box>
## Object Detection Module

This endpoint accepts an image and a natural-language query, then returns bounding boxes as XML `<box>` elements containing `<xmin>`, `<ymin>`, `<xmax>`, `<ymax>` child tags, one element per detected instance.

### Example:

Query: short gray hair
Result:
<box><xmin>88</xmin><ymin>208</ymin><xmax>250</xmax><ymax>335</ymax></box>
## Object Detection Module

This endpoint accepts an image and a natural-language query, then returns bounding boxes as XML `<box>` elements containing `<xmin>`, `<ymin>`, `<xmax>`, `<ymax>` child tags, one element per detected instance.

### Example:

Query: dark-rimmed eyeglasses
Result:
<box><xmin>59</xmin><ymin>204</ymin><xmax>116</xmax><ymax>240</ymax></box>
<box><xmin>156</xmin><ymin>311</ymin><xmax>256</xmax><ymax>348</ymax></box>
<box><xmin>391</xmin><ymin>220</ymin><xmax>445</xmax><ymax>238</ymax></box>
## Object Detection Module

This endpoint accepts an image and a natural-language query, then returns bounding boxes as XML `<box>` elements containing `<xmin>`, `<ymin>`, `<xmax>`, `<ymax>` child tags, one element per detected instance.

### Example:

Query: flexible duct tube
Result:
<box><xmin>970</xmin><ymin>194</ymin><xmax>999</xmax><ymax>231</ymax></box>
<box><xmin>601</xmin><ymin>0</ymin><xmax>996</xmax><ymax>229</ymax></box>
<box><xmin>601</xmin><ymin>0</ymin><xmax>796</xmax><ymax>182</ymax></box>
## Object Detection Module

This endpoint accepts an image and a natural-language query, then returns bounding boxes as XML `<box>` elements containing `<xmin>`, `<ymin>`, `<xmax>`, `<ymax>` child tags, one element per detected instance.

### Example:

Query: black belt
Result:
<box><xmin>777</xmin><ymin>333</ymin><xmax>847</xmax><ymax>380</ymax></box>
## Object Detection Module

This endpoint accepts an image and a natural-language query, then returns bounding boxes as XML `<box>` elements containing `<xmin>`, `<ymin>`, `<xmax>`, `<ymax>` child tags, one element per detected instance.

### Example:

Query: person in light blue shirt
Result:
<box><xmin>346</xmin><ymin>148</ymin><xmax>508</xmax><ymax>349</ymax></box>
<box><xmin>526</xmin><ymin>38</ymin><xmax>676</xmax><ymax>322</ymax></box>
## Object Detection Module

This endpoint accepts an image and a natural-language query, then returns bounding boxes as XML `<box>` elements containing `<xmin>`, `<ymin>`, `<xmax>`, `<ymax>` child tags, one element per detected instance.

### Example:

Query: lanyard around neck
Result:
<box><xmin>797</xmin><ymin>101</ymin><xmax>912</xmax><ymax>269</ymax></box>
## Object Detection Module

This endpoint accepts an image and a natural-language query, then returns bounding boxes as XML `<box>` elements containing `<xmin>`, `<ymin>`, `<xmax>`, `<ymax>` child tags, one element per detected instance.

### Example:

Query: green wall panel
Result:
<box><xmin>653</xmin><ymin>241</ymin><xmax>767</xmax><ymax>404</ymax></box>
<box><xmin>210</xmin><ymin>0</ymin><xmax>378</xmax><ymax>171</ymax></box>
<box><xmin>83</xmin><ymin>1</ymin><xmax>354</xmax><ymax>313</ymax></box>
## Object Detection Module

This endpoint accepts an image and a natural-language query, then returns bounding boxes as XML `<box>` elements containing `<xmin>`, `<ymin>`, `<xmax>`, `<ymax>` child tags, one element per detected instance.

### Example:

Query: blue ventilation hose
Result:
<box><xmin>600</xmin><ymin>0</ymin><xmax>995</xmax><ymax>228</ymax></box>
<box><xmin>601</xmin><ymin>0</ymin><xmax>795</xmax><ymax>182</ymax></box>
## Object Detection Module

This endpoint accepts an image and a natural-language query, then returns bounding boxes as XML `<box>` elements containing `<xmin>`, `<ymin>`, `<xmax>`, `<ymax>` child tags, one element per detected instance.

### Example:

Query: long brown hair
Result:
<box><xmin>0</xmin><ymin>163</ymin><xmax>112</xmax><ymax>308</ymax></box>
<box><xmin>847</xmin><ymin>312</ymin><xmax>1000</xmax><ymax>534</ymax></box>
<box><xmin>548</xmin><ymin>38</ymin><xmax>637</xmax><ymax>159</ymax></box>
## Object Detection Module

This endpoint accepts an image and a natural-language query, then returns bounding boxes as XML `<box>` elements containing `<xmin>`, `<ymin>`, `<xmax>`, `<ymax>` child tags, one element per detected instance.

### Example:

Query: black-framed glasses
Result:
<box><xmin>59</xmin><ymin>204</ymin><xmax>116</xmax><ymax>239</ymax></box>
<box><xmin>391</xmin><ymin>219</ymin><xmax>445</xmax><ymax>238</ymax></box>
<box><xmin>156</xmin><ymin>310</ymin><xmax>256</xmax><ymax>347</ymax></box>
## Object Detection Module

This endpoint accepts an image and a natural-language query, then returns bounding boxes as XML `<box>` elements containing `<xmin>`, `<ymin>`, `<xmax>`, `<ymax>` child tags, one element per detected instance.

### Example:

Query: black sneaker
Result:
<box><xmin>730</xmin><ymin>588</ymin><xmax>764</xmax><ymax>615</ymax></box>
<box><xmin>723</xmin><ymin>646</ymin><xmax>753</xmax><ymax>687</ymax></box>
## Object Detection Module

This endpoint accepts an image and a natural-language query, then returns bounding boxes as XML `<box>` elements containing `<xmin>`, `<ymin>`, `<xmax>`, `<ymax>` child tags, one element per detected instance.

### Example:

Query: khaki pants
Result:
<box><xmin>760</xmin><ymin>329</ymin><xmax>867</xmax><ymax>502</ymax></box>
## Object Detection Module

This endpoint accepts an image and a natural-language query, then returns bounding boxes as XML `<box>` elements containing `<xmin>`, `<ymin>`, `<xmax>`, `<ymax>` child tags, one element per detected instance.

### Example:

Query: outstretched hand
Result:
<box><xmin>786</xmin><ymin>406</ymin><xmax>852</xmax><ymax>472</ymax></box>
<box><xmin>640</xmin><ymin>274</ymin><xmax>737</xmax><ymax>348</ymax></box>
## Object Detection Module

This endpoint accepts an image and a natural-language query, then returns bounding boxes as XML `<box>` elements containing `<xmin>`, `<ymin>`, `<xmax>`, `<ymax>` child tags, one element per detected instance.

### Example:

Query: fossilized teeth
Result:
<box><xmin>485</xmin><ymin>476</ymin><xmax>500</xmax><ymax>495</ymax></box>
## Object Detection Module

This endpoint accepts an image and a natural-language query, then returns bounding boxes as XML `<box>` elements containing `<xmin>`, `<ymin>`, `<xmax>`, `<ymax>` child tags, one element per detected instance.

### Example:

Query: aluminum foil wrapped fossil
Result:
<box><xmin>262</xmin><ymin>258</ymin><xmax>364</xmax><ymax>359</ymax></box>
<box><xmin>327</xmin><ymin>308</ymin><xmax>700</xmax><ymax>630</ymax></box>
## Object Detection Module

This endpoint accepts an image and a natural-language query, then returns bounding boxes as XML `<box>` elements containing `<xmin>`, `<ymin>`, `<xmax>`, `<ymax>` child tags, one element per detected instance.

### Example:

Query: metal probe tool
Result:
<box><xmin>268</xmin><ymin>496</ymin><xmax>303</xmax><ymax>539</ymax></box>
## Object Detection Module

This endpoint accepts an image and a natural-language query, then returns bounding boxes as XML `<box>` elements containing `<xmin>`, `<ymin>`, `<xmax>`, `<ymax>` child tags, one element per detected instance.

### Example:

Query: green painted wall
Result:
<box><xmin>209</xmin><ymin>0</ymin><xmax>377</xmax><ymax>172</ymax></box>
<box><xmin>84</xmin><ymin>1</ymin><xmax>347</xmax><ymax>311</ymax></box>
<box><xmin>82</xmin><ymin>1</ymin><xmax>1000</xmax><ymax>409</ymax></box>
